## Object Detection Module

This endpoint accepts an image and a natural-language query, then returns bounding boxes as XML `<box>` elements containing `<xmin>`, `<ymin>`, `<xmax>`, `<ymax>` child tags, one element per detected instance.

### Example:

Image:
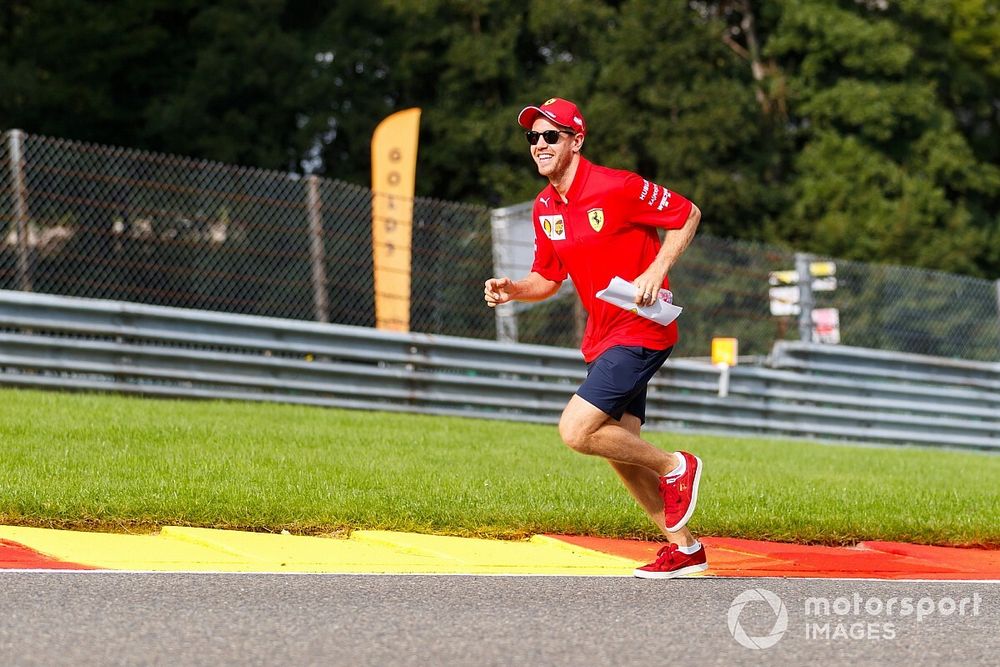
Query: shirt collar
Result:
<box><xmin>541</xmin><ymin>155</ymin><xmax>591</xmax><ymax>205</ymax></box>
<box><xmin>565</xmin><ymin>156</ymin><xmax>592</xmax><ymax>203</ymax></box>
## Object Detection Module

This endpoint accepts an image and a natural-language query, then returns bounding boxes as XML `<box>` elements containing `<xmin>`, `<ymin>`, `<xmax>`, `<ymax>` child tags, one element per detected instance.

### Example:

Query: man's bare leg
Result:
<box><xmin>558</xmin><ymin>394</ymin><xmax>681</xmax><ymax>475</ymax></box>
<box><xmin>558</xmin><ymin>394</ymin><xmax>695</xmax><ymax>545</ymax></box>
<box><xmin>611</xmin><ymin>413</ymin><xmax>695</xmax><ymax>547</ymax></box>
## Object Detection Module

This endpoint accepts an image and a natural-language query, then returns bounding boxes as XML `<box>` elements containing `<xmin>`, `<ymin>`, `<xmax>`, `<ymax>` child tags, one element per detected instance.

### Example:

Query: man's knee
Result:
<box><xmin>558</xmin><ymin>412</ymin><xmax>597</xmax><ymax>454</ymax></box>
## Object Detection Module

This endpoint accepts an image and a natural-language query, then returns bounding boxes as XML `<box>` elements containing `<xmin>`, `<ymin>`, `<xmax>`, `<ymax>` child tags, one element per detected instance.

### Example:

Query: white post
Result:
<box><xmin>490</xmin><ymin>207</ymin><xmax>518</xmax><ymax>343</ymax></box>
<box><xmin>716</xmin><ymin>363</ymin><xmax>731</xmax><ymax>398</ymax></box>
<box><xmin>8</xmin><ymin>129</ymin><xmax>32</xmax><ymax>292</ymax></box>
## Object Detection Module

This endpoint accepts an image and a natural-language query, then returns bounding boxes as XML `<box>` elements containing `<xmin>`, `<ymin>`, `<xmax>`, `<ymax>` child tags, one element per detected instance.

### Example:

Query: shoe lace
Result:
<box><xmin>652</xmin><ymin>543</ymin><xmax>680</xmax><ymax>566</ymax></box>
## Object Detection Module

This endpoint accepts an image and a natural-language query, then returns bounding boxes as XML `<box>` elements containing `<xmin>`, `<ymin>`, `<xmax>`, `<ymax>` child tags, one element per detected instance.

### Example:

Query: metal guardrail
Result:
<box><xmin>1</xmin><ymin>290</ymin><xmax>997</xmax><ymax>451</ymax></box>
<box><xmin>770</xmin><ymin>340</ymin><xmax>1000</xmax><ymax>391</ymax></box>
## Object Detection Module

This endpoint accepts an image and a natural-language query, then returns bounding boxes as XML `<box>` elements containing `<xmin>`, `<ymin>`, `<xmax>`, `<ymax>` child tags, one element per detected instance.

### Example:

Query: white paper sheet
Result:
<box><xmin>595</xmin><ymin>276</ymin><xmax>683</xmax><ymax>327</ymax></box>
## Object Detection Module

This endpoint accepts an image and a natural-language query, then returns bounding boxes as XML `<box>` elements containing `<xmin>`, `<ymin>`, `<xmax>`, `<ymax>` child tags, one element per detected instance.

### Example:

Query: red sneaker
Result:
<box><xmin>633</xmin><ymin>543</ymin><xmax>708</xmax><ymax>579</ymax></box>
<box><xmin>660</xmin><ymin>451</ymin><xmax>702</xmax><ymax>533</ymax></box>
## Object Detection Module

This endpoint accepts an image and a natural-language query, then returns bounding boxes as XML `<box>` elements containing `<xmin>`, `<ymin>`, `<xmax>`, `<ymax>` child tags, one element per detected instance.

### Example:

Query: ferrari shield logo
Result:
<box><xmin>588</xmin><ymin>208</ymin><xmax>605</xmax><ymax>232</ymax></box>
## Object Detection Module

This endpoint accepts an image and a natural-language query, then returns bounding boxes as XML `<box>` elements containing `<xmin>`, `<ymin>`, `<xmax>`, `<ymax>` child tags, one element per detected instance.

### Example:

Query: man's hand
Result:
<box><xmin>484</xmin><ymin>277</ymin><xmax>515</xmax><ymax>308</ymax></box>
<box><xmin>484</xmin><ymin>272</ymin><xmax>561</xmax><ymax>307</ymax></box>
<box><xmin>632</xmin><ymin>269</ymin><xmax>666</xmax><ymax>307</ymax></box>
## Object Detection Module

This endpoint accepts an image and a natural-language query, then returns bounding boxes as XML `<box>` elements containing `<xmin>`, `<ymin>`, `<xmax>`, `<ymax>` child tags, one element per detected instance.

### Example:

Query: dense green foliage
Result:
<box><xmin>1</xmin><ymin>0</ymin><xmax>997</xmax><ymax>277</ymax></box>
<box><xmin>2</xmin><ymin>388</ymin><xmax>998</xmax><ymax>545</ymax></box>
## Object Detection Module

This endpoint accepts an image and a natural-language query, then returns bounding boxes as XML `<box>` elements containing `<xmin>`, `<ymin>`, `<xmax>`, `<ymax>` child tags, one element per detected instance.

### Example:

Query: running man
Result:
<box><xmin>484</xmin><ymin>97</ymin><xmax>706</xmax><ymax>578</ymax></box>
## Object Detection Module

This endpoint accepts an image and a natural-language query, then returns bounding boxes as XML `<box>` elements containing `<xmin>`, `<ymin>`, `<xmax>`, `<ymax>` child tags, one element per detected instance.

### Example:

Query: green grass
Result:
<box><xmin>1</xmin><ymin>388</ymin><xmax>997</xmax><ymax>547</ymax></box>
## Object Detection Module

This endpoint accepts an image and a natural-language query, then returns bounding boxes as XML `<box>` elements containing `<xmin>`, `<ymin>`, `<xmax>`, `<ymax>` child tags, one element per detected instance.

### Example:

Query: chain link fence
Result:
<box><xmin>3</xmin><ymin>129</ymin><xmax>999</xmax><ymax>361</ymax></box>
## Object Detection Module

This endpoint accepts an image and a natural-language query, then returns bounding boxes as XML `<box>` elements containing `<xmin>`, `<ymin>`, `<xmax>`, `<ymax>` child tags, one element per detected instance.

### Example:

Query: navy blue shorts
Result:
<box><xmin>576</xmin><ymin>345</ymin><xmax>673</xmax><ymax>424</ymax></box>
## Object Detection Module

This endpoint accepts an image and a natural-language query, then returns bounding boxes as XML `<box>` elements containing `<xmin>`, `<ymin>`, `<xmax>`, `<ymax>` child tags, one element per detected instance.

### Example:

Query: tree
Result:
<box><xmin>754</xmin><ymin>0</ymin><xmax>1000</xmax><ymax>277</ymax></box>
<box><xmin>0</xmin><ymin>0</ymin><xmax>324</xmax><ymax>171</ymax></box>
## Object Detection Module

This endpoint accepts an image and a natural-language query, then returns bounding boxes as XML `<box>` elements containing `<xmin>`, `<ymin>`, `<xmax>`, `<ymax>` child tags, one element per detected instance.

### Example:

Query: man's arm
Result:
<box><xmin>632</xmin><ymin>204</ymin><xmax>701</xmax><ymax>305</ymax></box>
<box><xmin>484</xmin><ymin>272</ymin><xmax>562</xmax><ymax>308</ymax></box>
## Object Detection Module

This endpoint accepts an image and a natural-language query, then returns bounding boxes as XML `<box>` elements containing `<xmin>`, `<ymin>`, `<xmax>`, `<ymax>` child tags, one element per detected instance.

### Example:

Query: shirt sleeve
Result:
<box><xmin>621</xmin><ymin>173</ymin><xmax>693</xmax><ymax>229</ymax></box>
<box><xmin>529</xmin><ymin>205</ymin><xmax>568</xmax><ymax>282</ymax></box>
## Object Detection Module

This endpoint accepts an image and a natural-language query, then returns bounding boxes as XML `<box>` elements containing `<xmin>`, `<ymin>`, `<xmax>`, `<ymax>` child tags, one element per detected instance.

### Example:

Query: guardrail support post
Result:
<box><xmin>306</xmin><ymin>175</ymin><xmax>329</xmax><ymax>323</ymax></box>
<box><xmin>8</xmin><ymin>129</ymin><xmax>32</xmax><ymax>292</ymax></box>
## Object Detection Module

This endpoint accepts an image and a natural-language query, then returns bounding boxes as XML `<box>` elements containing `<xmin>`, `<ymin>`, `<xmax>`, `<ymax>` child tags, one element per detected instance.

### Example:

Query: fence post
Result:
<box><xmin>995</xmin><ymin>279</ymin><xmax>1000</xmax><ymax>358</ymax></box>
<box><xmin>795</xmin><ymin>252</ymin><xmax>814</xmax><ymax>343</ymax></box>
<box><xmin>305</xmin><ymin>175</ymin><xmax>329</xmax><ymax>323</ymax></box>
<box><xmin>8</xmin><ymin>129</ymin><xmax>32</xmax><ymax>292</ymax></box>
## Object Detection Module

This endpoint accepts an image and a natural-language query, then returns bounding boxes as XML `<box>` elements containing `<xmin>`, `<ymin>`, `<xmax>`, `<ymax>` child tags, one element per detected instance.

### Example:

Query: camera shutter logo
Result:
<box><xmin>727</xmin><ymin>588</ymin><xmax>788</xmax><ymax>649</ymax></box>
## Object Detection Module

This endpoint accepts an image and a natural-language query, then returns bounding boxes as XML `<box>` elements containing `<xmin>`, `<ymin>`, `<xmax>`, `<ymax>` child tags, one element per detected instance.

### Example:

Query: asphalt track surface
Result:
<box><xmin>1</xmin><ymin>573</ymin><xmax>996</xmax><ymax>666</ymax></box>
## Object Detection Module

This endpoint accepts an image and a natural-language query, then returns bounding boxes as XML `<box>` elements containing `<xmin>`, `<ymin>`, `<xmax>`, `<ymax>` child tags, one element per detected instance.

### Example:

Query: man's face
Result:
<box><xmin>529</xmin><ymin>118</ymin><xmax>580</xmax><ymax>180</ymax></box>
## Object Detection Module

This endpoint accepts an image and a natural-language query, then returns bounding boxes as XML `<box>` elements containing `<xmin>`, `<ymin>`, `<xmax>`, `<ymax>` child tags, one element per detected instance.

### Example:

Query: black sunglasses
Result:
<box><xmin>525</xmin><ymin>129</ymin><xmax>575</xmax><ymax>145</ymax></box>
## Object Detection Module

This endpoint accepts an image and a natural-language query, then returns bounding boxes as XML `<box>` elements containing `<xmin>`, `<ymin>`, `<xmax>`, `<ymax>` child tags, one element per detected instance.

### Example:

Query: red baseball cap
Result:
<box><xmin>517</xmin><ymin>98</ymin><xmax>586</xmax><ymax>135</ymax></box>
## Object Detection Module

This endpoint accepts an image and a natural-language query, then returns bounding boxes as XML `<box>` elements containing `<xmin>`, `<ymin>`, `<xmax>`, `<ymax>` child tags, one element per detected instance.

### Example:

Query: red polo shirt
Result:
<box><xmin>530</xmin><ymin>156</ymin><xmax>694</xmax><ymax>362</ymax></box>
